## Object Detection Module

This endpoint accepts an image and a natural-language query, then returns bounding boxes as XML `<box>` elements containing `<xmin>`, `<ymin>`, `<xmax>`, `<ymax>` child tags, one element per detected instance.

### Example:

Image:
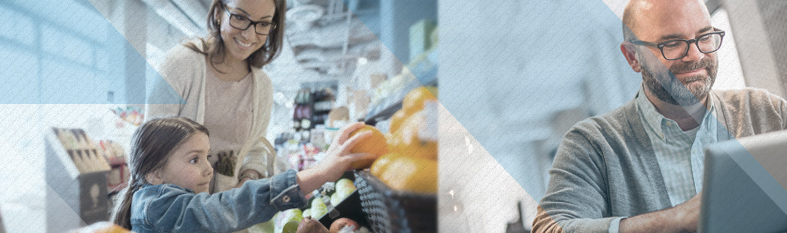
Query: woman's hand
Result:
<box><xmin>297</xmin><ymin>122</ymin><xmax>375</xmax><ymax>194</ymax></box>
<box><xmin>235</xmin><ymin>170</ymin><xmax>262</xmax><ymax>188</ymax></box>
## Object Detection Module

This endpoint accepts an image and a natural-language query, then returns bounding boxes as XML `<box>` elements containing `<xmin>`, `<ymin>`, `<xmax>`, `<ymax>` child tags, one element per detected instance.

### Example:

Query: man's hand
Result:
<box><xmin>620</xmin><ymin>192</ymin><xmax>701</xmax><ymax>233</ymax></box>
<box><xmin>674</xmin><ymin>193</ymin><xmax>701</xmax><ymax>232</ymax></box>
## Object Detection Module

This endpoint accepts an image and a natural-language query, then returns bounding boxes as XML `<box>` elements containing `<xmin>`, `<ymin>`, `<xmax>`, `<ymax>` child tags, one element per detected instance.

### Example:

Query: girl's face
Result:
<box><xmin>151</xmin><ymin>132</ymin><xmax>213</xmax><ymax>193</ymax></box>
<box><xmin>219</xmin><ymin>0</ymin><xmax>276</xmax><ymax>64</ymax></box>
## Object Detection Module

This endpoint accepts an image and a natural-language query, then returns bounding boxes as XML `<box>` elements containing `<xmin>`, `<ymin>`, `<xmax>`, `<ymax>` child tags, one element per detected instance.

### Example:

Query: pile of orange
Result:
<box><xmin>344</xmin><ymin>86</ymin><xmax>438</xmax><ymax>194</ymax></box>
<box><xmin>375</xmin><ymin>154</ymin><xmax>437</xmax><ymax>194</ymax></box>
<box><xmin>358</xmin><ymin>86</ymin><xmax>439</xmax><ymax>194</ymax></box>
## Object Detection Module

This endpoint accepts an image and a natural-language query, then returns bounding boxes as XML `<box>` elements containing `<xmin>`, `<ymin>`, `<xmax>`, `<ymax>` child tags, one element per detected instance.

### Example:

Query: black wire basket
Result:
<box><xmin>316</xmin><ymin>172</ymin><xmax>370</xmax><ymax>230</ymax></box>
<box><xmin>354</xmin><ymin>170</ymin><xmax>437</xmax><ymax>233</ymax></box>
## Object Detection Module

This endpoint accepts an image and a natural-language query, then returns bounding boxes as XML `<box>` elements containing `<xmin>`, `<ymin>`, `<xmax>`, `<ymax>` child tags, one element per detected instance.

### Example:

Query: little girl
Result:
<box><xmin>110</xmin><ymin>117</ymin><xmax>372</xmax><ymax>232</ymax></box>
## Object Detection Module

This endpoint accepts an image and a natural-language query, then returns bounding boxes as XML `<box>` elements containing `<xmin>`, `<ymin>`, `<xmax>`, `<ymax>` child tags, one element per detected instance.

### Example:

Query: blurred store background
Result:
<box><xmin>0</xmin><ymin>0</ymin><xmax>437</xmax><ymax>231</ymax></box>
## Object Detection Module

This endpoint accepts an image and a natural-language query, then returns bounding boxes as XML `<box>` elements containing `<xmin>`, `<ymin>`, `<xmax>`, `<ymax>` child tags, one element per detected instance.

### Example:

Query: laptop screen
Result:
<box><xmin>699</xmin><ymin>130</ymin><xmax>787</xmax><ymax>233</ymax></box>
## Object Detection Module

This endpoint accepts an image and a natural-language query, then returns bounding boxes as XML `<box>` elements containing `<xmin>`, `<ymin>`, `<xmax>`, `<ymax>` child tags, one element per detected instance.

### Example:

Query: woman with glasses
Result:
<box><xmin>146</xmin><ymin>0</ymin><xmax>287</xmax><ymax>197</ymax></box>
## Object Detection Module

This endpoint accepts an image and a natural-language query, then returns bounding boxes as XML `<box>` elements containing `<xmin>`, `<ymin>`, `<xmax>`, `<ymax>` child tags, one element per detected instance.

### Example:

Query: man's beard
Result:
<box><xmin>641</xmin><ymin>56</ymin><xmax>718</xmax><ymax>106</ymax></box>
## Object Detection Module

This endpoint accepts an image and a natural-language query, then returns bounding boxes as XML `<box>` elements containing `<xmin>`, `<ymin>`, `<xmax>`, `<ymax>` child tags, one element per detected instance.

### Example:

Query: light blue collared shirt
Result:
<box><xmin>636</xmin><ymin>86</ymin><xmax>718</xmax><ymax>204</ymax></box>
<box><xmin>609</xmin><ymin>86</ymin><xmax>719</xmax><ymax>233</ymax></box>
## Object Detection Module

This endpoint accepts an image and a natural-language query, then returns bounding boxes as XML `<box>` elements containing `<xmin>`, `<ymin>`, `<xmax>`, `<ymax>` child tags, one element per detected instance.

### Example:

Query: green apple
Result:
<box><xmin>336</xmin><ymin>179</ymin><xmax>355</xmax><ymax>193</ymax></box>
<box><xmin>311</xmin><ymin>198</ymin><xmax>328</xmax><ymax>219</ymax></box>
<box><xmin>330</xmin><ymin>192</ymin><xmax>342</xmax><ymax>206</ymax></box>
<box><xmin>274</xmin><ymin>209</ymin><xmax>303</xmax><ymax>233</ymax></box>
<box><xmin>335</xmin><ymin>178</ymin><xmax>356</xmax><ymax>201</ymax></box>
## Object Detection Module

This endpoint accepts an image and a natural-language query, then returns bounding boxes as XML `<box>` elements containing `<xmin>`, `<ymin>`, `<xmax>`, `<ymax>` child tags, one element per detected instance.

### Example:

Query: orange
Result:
<box><xmin>370</xmin><ymin>153</ymin><xmax>402</xmax><ymax>177</ymax></box>
<box><xmin>389</xmin><ymin>112</ymin><xmax>437</xmax><ymax>160</ymax></box>
<box><xmin>379</xmin><ymin>156</ymin><xmax>437</xmax><ymax>194</ymax></box>
<box><xmin>402</xmin><ymin>86</ymin><xmax>437</xmax><ymax>114</ymax></box>
<box><xmin>348</xmin><ymin>125</ymin><xmax>389</xmax><ymax>169</ymax></box>
<box><xmin>388</xmin><ymin>109</ymin><xmax>408</xmax><ymax>133</ymax></box>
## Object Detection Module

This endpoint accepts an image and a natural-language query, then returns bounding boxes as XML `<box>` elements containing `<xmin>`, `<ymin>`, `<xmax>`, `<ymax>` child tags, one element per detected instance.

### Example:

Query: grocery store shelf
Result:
<box><xmin>364</xmin><ymin>65</ymin><xmax>437</xmax><ymax>124</ymax></box>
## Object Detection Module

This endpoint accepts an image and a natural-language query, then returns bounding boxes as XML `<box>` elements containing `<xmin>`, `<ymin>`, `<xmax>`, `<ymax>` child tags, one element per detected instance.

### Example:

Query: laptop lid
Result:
<box><xmin>699</xmin><ymin>130</ymin><xmax>787</xmax><ymax>233</ymax></box>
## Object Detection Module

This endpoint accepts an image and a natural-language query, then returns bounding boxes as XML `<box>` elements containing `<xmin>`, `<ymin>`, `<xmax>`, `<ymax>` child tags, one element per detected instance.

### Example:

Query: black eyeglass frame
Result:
<box><xmin>222</xmin><ymin>4</ymin><xmax>276</xmax><ymax>35</ymax></box>
<box><xmin>629</xmin><ymin>28</ymin><xmax>726</xmax><ymax>60</ymax></box>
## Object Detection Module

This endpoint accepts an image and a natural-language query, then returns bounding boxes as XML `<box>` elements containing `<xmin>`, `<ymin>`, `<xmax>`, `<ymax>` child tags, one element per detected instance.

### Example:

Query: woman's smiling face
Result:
<box><xmin>219</xmin><ymin>0</ymin><xmax>276</xmax><ymax>64</ymax></box>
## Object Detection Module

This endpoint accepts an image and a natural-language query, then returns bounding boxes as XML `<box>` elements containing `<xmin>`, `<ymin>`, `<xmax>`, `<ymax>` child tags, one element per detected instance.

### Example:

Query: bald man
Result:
<box><xmin>532</xmin><ymin>0</ymin><xmax>787</xmax><ymax>232</ymax></box>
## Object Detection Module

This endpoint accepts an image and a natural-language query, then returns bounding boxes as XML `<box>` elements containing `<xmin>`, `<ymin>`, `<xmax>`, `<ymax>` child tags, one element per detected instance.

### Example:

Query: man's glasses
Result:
<box><xmin>630</xmin><ymin>29</ymin><xmax>725</xmax><ymax>60</ymax></box>
<box><xmin>223</xmin><ymin>4</ymin><xmax>275</xmax><ymax>35</ymax></box>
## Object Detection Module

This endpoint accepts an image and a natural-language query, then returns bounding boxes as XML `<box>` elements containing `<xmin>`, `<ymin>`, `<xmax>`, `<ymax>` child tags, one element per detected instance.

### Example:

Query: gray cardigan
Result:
<box><xmin>533</xmin><ymin>88</ymin><xmax>787</xmax><ymax>233</ymax></box>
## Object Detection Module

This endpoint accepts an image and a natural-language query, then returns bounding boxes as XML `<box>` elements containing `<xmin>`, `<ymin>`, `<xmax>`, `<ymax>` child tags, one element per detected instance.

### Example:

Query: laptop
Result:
<box><xmin>699</xmin><ymin>130</ymin><xmax>787</xmax><ymax>233</ymax></box>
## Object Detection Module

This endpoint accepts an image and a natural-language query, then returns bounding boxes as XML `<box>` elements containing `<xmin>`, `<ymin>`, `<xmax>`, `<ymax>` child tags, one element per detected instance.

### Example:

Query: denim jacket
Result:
<box><xmin>130</xmin><ymin>169</ymin><xmax>307</xmax><ymax>233</ymax></box>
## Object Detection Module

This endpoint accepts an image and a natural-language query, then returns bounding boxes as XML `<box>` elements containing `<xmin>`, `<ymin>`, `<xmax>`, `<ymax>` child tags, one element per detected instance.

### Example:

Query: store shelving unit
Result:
<box><xmin>285</xmin><ymin>1</ymin><xmax>439</xmax><ymax>232</ymax></box>
<box><xmin>45</xmin><ymin>128</ymin><xmax>111</xmax><ymax>232</ymax></box>
<box><xmin>364</xmin><ymin>50</ymin><xmax>438</xmax><ymax>125</ymax></box>
<box><xmin>356</xmin><ymin>48</ymin><xmax>439</xmax><ymax>233</ymax></box>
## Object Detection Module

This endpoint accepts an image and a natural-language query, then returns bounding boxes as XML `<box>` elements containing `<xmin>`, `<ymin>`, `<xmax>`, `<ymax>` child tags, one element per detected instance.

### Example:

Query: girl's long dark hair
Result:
<box><xmin>185</xmin><ymin>0</ymin><xmax>287</xmax><ymax>72</ymax></box>
<box><xmin>110</xmin><ymin>117</ymin><xmax>209</xmax><ymax>229</ymax></box>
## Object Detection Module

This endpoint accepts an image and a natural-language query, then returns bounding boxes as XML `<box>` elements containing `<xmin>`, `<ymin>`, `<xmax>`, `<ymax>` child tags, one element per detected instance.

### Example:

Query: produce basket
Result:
<box><xmin>354</xmin><ymin>170</ymin><xmax>437</xmax><ymax>233</ymax></box>
<box><xmin>316</xmin><ymin>172</ymin><xmax>370</xmax><ymax>229</ymax></box>
<box><xmin>317</xmin><ymin>190</ymin><xmax>370</xmax><ymax>229</ymax></box>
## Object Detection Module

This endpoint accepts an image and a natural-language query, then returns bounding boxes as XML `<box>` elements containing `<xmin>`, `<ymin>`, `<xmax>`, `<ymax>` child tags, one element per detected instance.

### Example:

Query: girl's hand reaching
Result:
<box><xmin>322</xmin><ymin>122</ymin><xmax>374</xmax><ymax>172</ymax></box>
<box><xmin>297</xmin><ymin>122</ymin><xmax>376</xmax><ymax>194</ymax></box>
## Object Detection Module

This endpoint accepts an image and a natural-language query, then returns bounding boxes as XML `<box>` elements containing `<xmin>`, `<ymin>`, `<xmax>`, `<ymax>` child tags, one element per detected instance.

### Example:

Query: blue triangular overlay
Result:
<box><xmin>437</xmin><ymin>0</ymin><xmax>641</xmax><ymax>201</ymax></box>
<box><xmin>727</xmin><ymin>139</ymin><xmax>787</xmax><ymax>216</ymax></box>
<box><xmin>0</xmin><ymin>0</ymin><xmax>182</xmax><ymax>104</ymax></box>
<box><xmin>348</xmin><ymin>0</ymin><xmax>437</xmax><ymax>86</ymax></box>
<box><xmin>701</xmin><ymin>137</ymin><xmax>787</xmax><ymax>232</ymax></box>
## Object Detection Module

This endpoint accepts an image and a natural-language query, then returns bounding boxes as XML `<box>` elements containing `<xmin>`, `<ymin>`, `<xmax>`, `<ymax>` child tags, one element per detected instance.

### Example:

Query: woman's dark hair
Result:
<box><xmin>185</xmin><ymin>0</ymin><xmax>287</xmax><ymax>72</ymax></box>
<box><xmin>110</xmin><ymin>117</ymin><xmax>209</xmax><ymax>229</ymax></box>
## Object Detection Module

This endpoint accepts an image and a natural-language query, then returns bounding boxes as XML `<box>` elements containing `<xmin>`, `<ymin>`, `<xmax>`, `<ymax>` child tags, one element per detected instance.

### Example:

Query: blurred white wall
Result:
<box><xmin>438</xmin><ymin>0</ymin><xmax>641</xmax><ymax>231</ymax></box>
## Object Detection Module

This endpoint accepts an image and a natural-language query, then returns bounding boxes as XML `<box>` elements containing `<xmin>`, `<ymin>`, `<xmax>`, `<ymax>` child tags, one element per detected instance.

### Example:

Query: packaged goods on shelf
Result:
<box><xmin>365</xmin><ymin>56</ymin><xmax>437</xmax><ymax>125</ymax></box>
<box><xmin>99</xmin><ymin>140</ymin><xmax>129</xmax><ymax>192</ymax></box>
<box><xmin>409</xmin><ymin>20</ymin><xmax>437</xmax><ymax>61</ymax></box>
<box><xmin>46</xmin><ymin>128</ymin><xmax>112</xmax><ymax>231</ymax></box>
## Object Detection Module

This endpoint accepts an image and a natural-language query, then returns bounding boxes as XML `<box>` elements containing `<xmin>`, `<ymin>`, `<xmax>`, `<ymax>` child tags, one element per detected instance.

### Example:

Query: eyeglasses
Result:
<box><xmin>223</xmin><ymin>4</ymin><xmax>276</xmax><ymax>35</ymax></box>
<box><xmin>630</xmin><ymin>29</ymin><xmax>725</xmax><ymax>60</ymax></box>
